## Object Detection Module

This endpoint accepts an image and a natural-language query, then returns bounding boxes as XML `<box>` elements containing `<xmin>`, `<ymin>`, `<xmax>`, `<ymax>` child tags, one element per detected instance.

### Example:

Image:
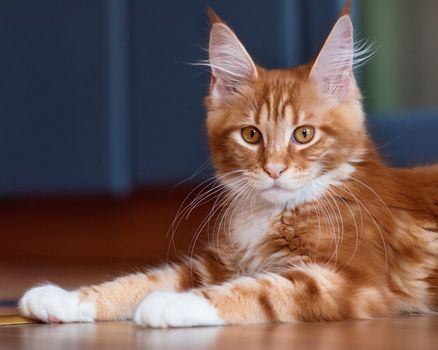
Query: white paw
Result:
<box><xmin>19</xmin><ymin>284</ymin><xmax>96</xmax><ymax>323</ymax></box>
<box><xmin>134</xmin><ymin>291</ymin><xmax>224</xmax><ymax>328</ymax></box>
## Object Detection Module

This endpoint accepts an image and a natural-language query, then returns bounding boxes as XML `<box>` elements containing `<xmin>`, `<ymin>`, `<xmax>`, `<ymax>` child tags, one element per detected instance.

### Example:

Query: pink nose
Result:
<box><xmin>263</xmin><ymin>163</ymin><xmax>288</xmax><ymax>179</ymax></box>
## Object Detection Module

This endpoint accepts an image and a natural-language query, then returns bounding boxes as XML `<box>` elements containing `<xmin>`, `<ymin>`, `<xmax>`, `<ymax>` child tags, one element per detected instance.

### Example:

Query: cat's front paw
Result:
<box><xmin>19</xmin><ymin>284</ymin><xmax>96</xmax><ymax>323</ymax></box>
<box><xmin>134</xmin><ymin>291</ymin><xmax>224</xmax><ymax>328</ymax></box>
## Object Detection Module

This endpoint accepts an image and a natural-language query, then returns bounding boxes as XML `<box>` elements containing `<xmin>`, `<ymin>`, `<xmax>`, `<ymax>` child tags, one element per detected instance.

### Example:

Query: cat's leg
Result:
<box><xmin>19</xmin><ymin>264</ymin><xmax>194</xmax><ymax>323</ymax></box>
<box><xmin>134</xmin><ymin>264</ymin><xmax>394</xmax><ymax>328</ymax></box>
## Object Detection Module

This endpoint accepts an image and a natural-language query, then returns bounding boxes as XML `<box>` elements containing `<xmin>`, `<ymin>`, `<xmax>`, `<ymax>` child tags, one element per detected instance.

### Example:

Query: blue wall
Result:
<box><xmin>5</xmin><ymin>1</ymin><xmax>434</xmax><ymax>197</ymax></box>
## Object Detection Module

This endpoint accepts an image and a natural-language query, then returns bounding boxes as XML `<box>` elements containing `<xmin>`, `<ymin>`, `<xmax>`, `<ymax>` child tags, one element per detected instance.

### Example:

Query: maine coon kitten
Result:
<box><xmin>19</xmin><ymin>6</ymin><xmax>438</xmax><ymax>328</ymax></box>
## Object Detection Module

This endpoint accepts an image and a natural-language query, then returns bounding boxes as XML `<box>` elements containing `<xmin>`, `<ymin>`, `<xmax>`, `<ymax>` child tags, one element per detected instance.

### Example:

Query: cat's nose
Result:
<box><xmin>263</xmin><ymin>163</ymin><xmax>288</xmax><ymax>179</ymax></box>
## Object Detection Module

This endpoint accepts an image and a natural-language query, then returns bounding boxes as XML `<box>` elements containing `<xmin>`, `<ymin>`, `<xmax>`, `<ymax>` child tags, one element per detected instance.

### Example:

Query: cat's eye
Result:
<box><xmin>241</xmin><ymin>126</ymin><xmax>262</xmax><ymax>144</ymax></box>
<box><xmin>292</xmin><ymin>125</ymin><xmax>315</xmax><ymax>144</ymax></box>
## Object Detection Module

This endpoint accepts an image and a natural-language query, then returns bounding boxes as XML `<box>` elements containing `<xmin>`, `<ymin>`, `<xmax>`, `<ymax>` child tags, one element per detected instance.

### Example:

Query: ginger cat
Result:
<box><xmin>19</xmin><ymin>6</ymin><xmax>438</xmax><ymax>328</ymax></box>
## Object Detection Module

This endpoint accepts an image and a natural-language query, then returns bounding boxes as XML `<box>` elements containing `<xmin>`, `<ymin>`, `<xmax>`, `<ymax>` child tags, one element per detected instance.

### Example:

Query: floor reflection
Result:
<box><xmin>0</xmin><ymin>316</ymin><xmax>435</xmax><ymax>350</ymax></box>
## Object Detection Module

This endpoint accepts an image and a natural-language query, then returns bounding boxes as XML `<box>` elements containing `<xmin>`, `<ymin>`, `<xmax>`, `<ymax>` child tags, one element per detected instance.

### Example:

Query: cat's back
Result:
<box><xmin>392</xmin><ymin>164</ymin><xmax>438</xmax><ymax>193</ymax></box>
<box><xmin>389</xmin><ymin>165</ymin><xmax>438</xmax><ymax>221</ymax></box>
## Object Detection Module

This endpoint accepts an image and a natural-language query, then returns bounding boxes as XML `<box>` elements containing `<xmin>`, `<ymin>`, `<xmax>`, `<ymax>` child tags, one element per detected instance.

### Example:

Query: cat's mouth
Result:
<box><xmin>262</xmin><ymin>183</ymin><xmax>293</xmax><ymax>193</ymax></box>
<box><xmin>258</xmin><ymin>183</ymin><xmax>299</xmax><ymax>205</ymax></box>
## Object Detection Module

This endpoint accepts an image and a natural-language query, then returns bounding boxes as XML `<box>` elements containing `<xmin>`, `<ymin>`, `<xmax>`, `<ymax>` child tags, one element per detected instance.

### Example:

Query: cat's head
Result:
<box><xmin>205</xmin><ymin>7</ymin><xmax>369</xmax><ymax>207</ymax></box>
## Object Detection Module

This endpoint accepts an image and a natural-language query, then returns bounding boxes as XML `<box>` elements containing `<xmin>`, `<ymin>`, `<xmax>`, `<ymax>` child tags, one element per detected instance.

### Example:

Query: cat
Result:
<box><xmin>19</xmin><ymin>5</ymin><xmax>438</xmax><ymax>328</ymax></box>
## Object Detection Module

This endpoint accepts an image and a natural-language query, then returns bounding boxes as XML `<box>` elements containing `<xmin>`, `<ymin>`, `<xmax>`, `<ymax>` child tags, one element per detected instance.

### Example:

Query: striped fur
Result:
<box><xmin>19</xmin><ymin>6</ymin><xmax>438</xmax><ymax>327</ymax></box>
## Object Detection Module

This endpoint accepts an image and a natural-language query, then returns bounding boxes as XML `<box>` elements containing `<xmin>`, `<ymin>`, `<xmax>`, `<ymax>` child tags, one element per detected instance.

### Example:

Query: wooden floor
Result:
<box><xmin>1</xmin><ymin>189</ymin><xmax>438</xmax><ymax>349</ymax></box>
<box><xmin>3</xmin><ymin>258</ymin><xmax>436</xmax><ymax>349</ymax></box>
<box><xmin>0</xmin><ymin>316</ymin><xmax>437</xmax><ymax>350</ymax></box>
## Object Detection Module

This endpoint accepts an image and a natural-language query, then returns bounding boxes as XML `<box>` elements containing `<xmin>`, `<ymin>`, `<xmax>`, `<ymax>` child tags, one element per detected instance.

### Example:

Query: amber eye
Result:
<box><xmin>241</xmin><ymin>126</ymin><xmax>262</xmax><ymax>144</ymax></box>
<box><xmin>292</xmin><ymin>125</ymin><xmax>315</xmax><ymax>144</ymax></box>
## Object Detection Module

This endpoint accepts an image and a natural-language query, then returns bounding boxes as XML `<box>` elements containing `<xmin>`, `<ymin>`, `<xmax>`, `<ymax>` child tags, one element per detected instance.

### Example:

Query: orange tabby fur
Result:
<box><xmin>19</xmin><ymin>4</ymin><xmax>438</xmax><ymax>327</ymax></box>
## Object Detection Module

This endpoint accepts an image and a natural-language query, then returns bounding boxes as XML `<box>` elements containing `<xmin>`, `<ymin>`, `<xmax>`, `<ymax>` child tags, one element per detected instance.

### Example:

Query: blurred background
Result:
<box><xmin>0</xmin><ymin>0</ymin><xmax>437</xmax><ymax>308</ymax></box>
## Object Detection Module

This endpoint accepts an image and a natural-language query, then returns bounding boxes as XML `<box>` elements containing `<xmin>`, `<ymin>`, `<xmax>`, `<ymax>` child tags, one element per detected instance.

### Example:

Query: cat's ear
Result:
<box><xmin>309</xmin><ymin>14</ymin><xmax>354</xmax><ymax>103</ymax></box>
<box><xmin>208</xmin><ymin>8</ymin><xmax>258</xmax><ymax>101</ymax></box>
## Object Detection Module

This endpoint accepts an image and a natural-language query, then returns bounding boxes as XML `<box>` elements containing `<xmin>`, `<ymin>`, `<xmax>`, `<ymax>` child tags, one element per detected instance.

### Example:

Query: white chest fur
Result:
<box><xmin>230</xmin><ymin>199</ymin><xmax>282</xmax><ymax>250</ymax></box>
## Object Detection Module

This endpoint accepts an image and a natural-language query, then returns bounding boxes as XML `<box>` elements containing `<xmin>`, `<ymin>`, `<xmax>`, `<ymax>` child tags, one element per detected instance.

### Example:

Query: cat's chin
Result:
<box><xmin>258</xmin><ymin>186</ymin><xmax>298</xmax><ymax>206</ymax></box>
<box><xmin>258</xmin><ymin>182</ymin><xmax>323</xmax><ymax>207</ymax></box>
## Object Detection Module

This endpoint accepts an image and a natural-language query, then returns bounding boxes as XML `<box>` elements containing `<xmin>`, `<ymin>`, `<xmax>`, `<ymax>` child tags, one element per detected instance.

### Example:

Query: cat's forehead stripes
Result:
<box><xmin>271</xmin><ymin>86</ymin><xmax>285</xmax><ymax>122</ymax></box>
<box><xmin>280</xmin><ymin>99</ymin><xmax>295</xmax><ymax>124</ymax></box>
<box><xmin>254</xmin><ymin>102</ymin><xmax>268</xmax><ymax>125</ymax></box>
<box><xmin>254</xmin><ymin>85</ymin><xmax>299</xmax><ymax>125</ymax></box>
<box><xmin>252</xmin><ymin>77</ymin><xmax>304</xmax><ymax>126</ymax></box>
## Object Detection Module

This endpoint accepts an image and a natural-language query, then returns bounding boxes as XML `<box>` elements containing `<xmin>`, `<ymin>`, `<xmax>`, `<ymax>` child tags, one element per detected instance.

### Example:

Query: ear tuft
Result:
<box><xmin>340</xmin><ymin>0</ymin><xmax>352</xmax><ymax>16</ymax></box>
<box><xmin>207</xmin><ymin>7</ymin><xmax>223</xmax><ymax>25</ymax></box>
<box><xmin>310</xmin><ymin>15</ymin><xmax>354</xmax><ymax>103</ymax></box>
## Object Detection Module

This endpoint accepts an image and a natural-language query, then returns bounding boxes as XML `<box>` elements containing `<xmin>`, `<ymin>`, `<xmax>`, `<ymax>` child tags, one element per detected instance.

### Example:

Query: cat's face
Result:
<box><xmin>205</xmin><ymin>13</ymin><xmax>368</xmax><ymax>207</ymax></box>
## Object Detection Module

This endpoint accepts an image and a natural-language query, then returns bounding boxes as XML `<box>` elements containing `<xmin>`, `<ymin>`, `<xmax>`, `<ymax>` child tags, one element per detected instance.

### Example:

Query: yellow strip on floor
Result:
<box><xmin>0</xmin><ymin>315</ymin><xmax>38</xmax><ymax>326</ymax></box>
